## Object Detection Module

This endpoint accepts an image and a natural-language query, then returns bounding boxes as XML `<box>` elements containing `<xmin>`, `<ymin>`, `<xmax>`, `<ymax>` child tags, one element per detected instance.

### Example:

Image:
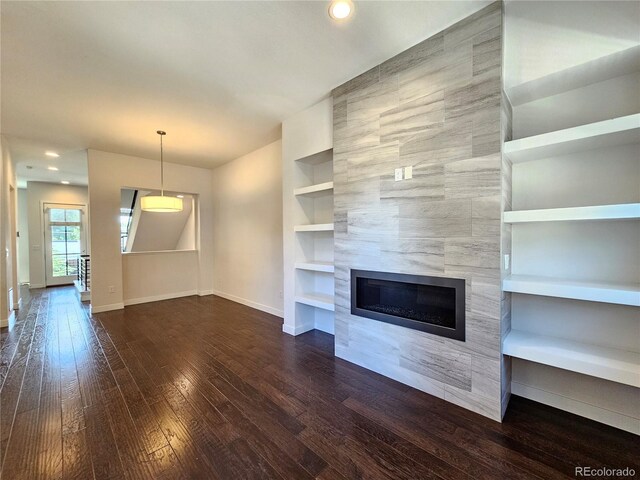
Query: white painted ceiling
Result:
<box><xmin>1</xmin><ymin>0</ymin><xmax>490</xmax><ymax>183</ymax></box>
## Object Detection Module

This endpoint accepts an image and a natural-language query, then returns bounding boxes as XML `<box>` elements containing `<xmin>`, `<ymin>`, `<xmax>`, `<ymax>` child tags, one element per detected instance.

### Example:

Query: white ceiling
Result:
<box><xmin>1</xmin><ymin>0</ymin><xmax>490</xmax><ymax>182</ymax></box>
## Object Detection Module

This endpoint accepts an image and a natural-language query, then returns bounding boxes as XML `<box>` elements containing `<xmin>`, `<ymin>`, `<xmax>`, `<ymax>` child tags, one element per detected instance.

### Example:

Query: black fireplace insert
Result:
<box><xmin>351</xmin><ymin>270</ymin><xmax>465</xmax><ymax>341</ymax></box>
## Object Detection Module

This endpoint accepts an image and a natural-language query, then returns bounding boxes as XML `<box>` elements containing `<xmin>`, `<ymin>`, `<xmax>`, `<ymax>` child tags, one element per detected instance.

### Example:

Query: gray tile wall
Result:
<box><xmin>332</xmin><ymin>2</ymin><xmax>508</xmax><ymax>420</ymax></box>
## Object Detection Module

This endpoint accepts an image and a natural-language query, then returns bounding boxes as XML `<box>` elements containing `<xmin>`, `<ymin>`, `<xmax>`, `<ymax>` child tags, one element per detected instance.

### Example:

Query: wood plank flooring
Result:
<box><xmin>1</xmin><ymin>286</ymin><xmax>637</xmax><ymax>479</ymax></box>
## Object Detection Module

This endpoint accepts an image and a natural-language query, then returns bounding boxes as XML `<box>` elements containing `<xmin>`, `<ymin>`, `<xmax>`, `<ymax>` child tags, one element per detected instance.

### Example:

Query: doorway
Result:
<box><xmin>44</xmin><ymin>203</ymin><xmax>87</xmax><ymax>286</ymax></box>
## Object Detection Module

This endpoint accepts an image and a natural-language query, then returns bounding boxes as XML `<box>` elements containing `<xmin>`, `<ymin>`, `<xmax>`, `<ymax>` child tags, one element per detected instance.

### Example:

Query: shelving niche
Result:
<box><xmin>282</xmin><ymin>98</ymin><xmax>335</xmax><ymax>336</ymax></box>
<box><xmin>503</xmin><ymin>45</ymin><xmax>640</xmax><ymax>434</ymax></box>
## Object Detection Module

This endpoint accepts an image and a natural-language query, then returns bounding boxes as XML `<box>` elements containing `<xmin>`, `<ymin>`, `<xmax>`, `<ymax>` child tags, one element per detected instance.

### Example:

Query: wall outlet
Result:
<box><xmin>504</xmin><ymin>254</ymin><xmax>510</xmax><ymax>271</ymax></box>
<box><xmin>108</xmin><ymin>285</ymin><xmax>116</xmax><ymax>293</ymax></box>
<box><xmin>394</xmin><ymin>168</ymin><xmax>403</xmax><ymax>181</ymax></box>
<box><xmin>404</xmin><ymin>166</ymin><xmax>413</xmax><ymax>179</ymax></box>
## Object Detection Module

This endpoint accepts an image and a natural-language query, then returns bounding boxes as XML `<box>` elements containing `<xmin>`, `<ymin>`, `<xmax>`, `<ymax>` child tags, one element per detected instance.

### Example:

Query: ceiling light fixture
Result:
<box><xmin>328</xmin><ymin>0</ymin><xmax>353</xmax><ymax>20</ymax></box>
<box><xmin>46</xmin><ymin>151</ymin><xmax>60</xmax><ymax>157</ymax></box>
<box><xmin>61</xmin><ymin>180</ymin><xmax>70</xmax><ymax>185</ymax></box>
<box><xmin>141</xmin><ymin>131</ymin><xmax>183</xmax><ymax>213</ymax></box>
<box><xmin>176</xmin><ymin>195</ymin><xmax>184</xmax><ymax>198</ymax></box>
<box><xmin>48</xmin><ymin>166</ymin><xmax>59</xmax><ymax>171</ymax></box>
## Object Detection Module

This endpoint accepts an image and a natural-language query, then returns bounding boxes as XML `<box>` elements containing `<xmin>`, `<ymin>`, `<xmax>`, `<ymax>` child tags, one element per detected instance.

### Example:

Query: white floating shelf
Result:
<box><xmin>504</xmin><ymin>203</ymin><xmax>640</xmax><ymax>223</ymax></box>
<box><xmin>295</xmin><ymin>261</ymin><xmax>335</xmax><ymax>273</ymax></box>
<box><xmin>504</xmin><ymin>330</ymin><xmax>640</xmax><ymax>388</ymax></box>
<box><xmin>507</xmin><ymin>45</ymin><xmax>640</xmax><ymax>106</ymax></box>
<box><xmin>504</xmin><ymin>114</ymin><xmax>640</xmax><ymax>164</ymax></box>
<box><xmin>294</xmin><ymin>148</ymin><xmax>333</xmax><ymax>165</ymax></box>
<box><xmin>503</xmin><ymin>275</ymin><xmax>640</xmax><ymax>306</ymax></box>
<box><xmin>295</xmin><ymin>293</ymin><xmax>335</xmax><ymax>311</ymax></box>
<box><xmin>294</xmin><ymin>181</ymin><xmax>334</xmax><ymax>197</ymax></box>
<box><xmin>294</xmin><ymin>223</ymin><xmax>334</xmax><ymax>232</ymax></box>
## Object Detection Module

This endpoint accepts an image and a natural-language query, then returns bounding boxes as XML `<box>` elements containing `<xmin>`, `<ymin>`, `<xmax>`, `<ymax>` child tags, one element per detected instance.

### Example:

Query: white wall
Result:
<box><xmin>87</xmin><ymin>149</ymin><xmax>214</xmax><ymax>312</ymax></box>
<box><xmin>26</xmin><ymin>182</ymin><xmax>89</xmax><ymax>288</ymax></box>
<box><xmin>17</xmin><ymin>188</ymin><xmax>29</xmax><ymax>284</ymax></box>
<box><xmin>0</xmin><ymin>136</ymin><xmax>19</xmax><ymax>327</ymax></box>
<box><xmin>504</xmin><ymin>0</ymin><xmax>640</xmax><ymax>89</ymax></box>
<box><xmin>211</xmin><ymin>140</ymin><xmax>284</xmax><ymax>317</ymax></box>
<box><xmin>122</xmin><ymin>250</ymin><xmax>198</xmax><ymax>305</ymax></box>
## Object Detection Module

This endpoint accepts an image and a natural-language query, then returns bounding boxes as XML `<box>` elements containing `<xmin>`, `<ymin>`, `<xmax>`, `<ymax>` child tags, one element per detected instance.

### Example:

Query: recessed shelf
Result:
<box><xmin>295</xmin><ymin>261</ymin><xmax>335</xmax><ymax>273</ymax></box>
<box><xmin>503</xmin><ymin>275</ymin><xmax>640</xmax><ymax>306</ymax></box>
<box><xmin>504</xmin><ymin>114</ymin><xmax>640</xmax><ymax>164</ymax></box>
<box><xmin>295</xmin><ymin>293</ymin><xmax>335</xmax><ymax>311</ymax></box>
<box><xmin>504</xmin><ymin>203</ymin><xmax>640</xmax><ymax>223</ymax></box>
<box><xmin>294</xmin><ymin>181</ymin><xmax>334</xmax><ymax>197</ymax></box>
<box><xmin>504</xmin><ymin>330</ymin><xmax>640</xmax><ymax>388</ymax></box>
<box><xmin>507</xmin><ymin>45</ymin><xmax>640</xmax><ymax>106</ymax></box>
<box><xmin>294</xmin><ymin>223</ymin><xmax>334</xmax><ymax>232</ymax></box>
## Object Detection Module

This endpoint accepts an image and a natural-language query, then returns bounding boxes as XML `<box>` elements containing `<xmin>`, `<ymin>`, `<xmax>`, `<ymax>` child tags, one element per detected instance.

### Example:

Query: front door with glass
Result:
<box><xmin>44</xmin><ymin>204</ymin><xmax>87</xmax><ymax>286</ymax></box>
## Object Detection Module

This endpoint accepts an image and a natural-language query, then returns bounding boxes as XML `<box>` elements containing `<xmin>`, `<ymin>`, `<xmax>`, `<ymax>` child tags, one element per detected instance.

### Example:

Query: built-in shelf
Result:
<box><xmin>295</xmin><ymin>293</ymin><xmax>335</xmax><ymax>311</ymax></box>
<box><xmin>507</xmin><ymin>45</ymin><xmax>640</xmax><ymax>106</ymax></box>
<box><xmin>504</xmin><ymin>114</ymin><xmax>640</xmax><ymax>164</ymax></box>
<box><xmin>504</xmin><ymin>330</ymin><xmax>640</xmax><ymax>388</ymax></box>
<box><xmin>294</xmin><ymin>223</ymin><xmax>334</xmax><ymax>232</ymax></box>
<box><xmin>294</xmin><ymin>181</ymin><xmax>334</xmax><ymax>197</ymax></box>
<box><xmin>503</xmin><ymin>275</ymin><xmax>640</xmax><ymax>306</ymax></box>
<box><xmin>295</xmin><ymin>148</ymin><xmax>333</xmax><ymax>165</ymax></box>
<box><xmin>504</xmin><ymin>203</ymin><xmax>640</xmax><ymax>223</ymax></box>
<box><xmin>295</xmin><ymin>261</ymin><xmax>335</xmax><ymax>273</ymax></box>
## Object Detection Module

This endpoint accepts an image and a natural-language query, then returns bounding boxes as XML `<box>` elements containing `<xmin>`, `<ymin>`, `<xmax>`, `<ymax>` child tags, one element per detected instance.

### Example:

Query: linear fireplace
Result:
<box><xmin>351</xmin><ymin>270</ymin><xmax>465</xmax><ymax>341</ymax></box>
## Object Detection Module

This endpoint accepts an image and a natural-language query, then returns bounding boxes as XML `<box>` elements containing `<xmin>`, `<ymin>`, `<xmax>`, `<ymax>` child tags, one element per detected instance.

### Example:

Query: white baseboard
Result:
<box><xmin>123</xmin><ymin>290</ymin><xmax>198</xmax><ymax>306</ymax></box>
<box><xmin>282</xmin><ymin>322</ymin><xmax>315</xmax><ymax>336</ymax></box>
<box><xmin>29</xmin><ymin>283</ymin><xmax>45</xmax><ymax>289</ymax></box>
<box><xmin>198</xmin><ymin>289</ymin><xmax>214</xmax><ymax>296</ymax></box>
<box><xmin>91</xmin><ymin>302</ymin><xmax>125</xmax><ymax>314</ymax></box>
<box><xmin>212</xmin><ymin>290</ymin><xmax>284</xmax><ymax>318</ymax></box>
<box><xmin>1</xmin><ymin>311</ymin><xmax>16</xmax><ymax>329</ymax></box>
<box><xmin>512</xmin><ymin>381</ymin><xmax>639</xmax><ymax>435</ymax></box>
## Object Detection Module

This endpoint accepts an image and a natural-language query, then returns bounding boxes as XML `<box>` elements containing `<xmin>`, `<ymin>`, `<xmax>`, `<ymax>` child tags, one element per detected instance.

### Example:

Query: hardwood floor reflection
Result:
<box><xmin>0</xmin><ymin>287</ymin><xmax>637</xmax><ymax>479</ymax></box>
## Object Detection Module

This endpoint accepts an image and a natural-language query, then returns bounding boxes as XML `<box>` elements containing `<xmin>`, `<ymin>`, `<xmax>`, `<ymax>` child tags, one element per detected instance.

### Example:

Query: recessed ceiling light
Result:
<box><xmin>329</xmin><ymin>0</ymin><xmax>353</xmax><ymax>20</ymax></box>
<box><xmin>46</xmin><ymin>151</ymin><xmax>60</xmax><ymax>157</ymax></box>
<box><xmin>48</xmin><ymin>166</ymin><xmax>59</xmax><ymax>171</ymax></box>
<box><xmin>176</xmin><ymin>195</ymin><xmax>184</xmax><ymax>198</ymax></box>
<box><xmin>60</xmin><ymin>180</ymin><xmax>70</xmax><ymax>185</ymax></box>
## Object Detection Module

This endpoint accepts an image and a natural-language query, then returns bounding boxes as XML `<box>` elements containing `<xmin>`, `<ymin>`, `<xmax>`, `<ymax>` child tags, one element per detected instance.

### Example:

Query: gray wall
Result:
<box><xmin>332</xmin><ymin>2</ymin><xmax>508</xmax><ymax>420</ymax></box>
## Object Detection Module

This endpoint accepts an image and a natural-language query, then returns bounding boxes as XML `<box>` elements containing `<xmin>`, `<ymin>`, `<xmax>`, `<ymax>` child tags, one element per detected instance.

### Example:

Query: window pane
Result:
<box><xmin>66</xmin><ymin>226</ymin><xmax>81</xmax><ymax>242</ymax></box>
<box><xmin>49</xmin><ymin>209</ymin><xmax>66</xmax><ymax>222</ymax></box>
<box><xmin>65</xmin><ymin>209</ymin><xmax>81</xmax><ymax>222</ymax></box>
<box><xmin>52</xmin><ymin>255</ymin><xmax>67</xmax><ymax>276</ymax></box>
<box><xmin>51</xmin><ymin>226</ymin><xmax>66</xmax><ymax>242</ymax></box>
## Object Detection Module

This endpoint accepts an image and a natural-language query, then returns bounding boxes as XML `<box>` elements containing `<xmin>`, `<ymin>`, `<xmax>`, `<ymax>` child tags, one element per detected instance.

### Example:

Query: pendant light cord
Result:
<box><xmin>160</xmin><ymin>133</ymin><xmax>164</xmax><ymax>197</ymax></box>
<box><xmin>157</xmin><ymin>130</ymin><xmax>166</xmax><ymax>197</ymax></box>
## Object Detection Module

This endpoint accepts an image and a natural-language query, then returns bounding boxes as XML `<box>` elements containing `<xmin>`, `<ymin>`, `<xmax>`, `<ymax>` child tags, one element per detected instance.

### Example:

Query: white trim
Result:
<box><xmin>282</xmin><ymin>322</ymin><xmax>315</xmax><ymax>336</ymax></box>
<box><xmin>198</xmin><ymin>289</ymin><xmax>214</xmax><ymax>296</ymax></box>
<box><xmin>0</xmin><ymin>311</ymin><xmax>15</xmax><ymax>329</ymax></box>
<box><xmin>512</xmin><ymin>382</ymin><xmax>639</xmax><ymax>435</ymax></box>
<box><xmin>91</xmin><ymin>302</ymin><xmax>125</xmax><ymax>314</ymax></box>
<box><xmin>211</xmin><ymin>289</ymin><xmax>284</xmax><ymax>318</ymax></box>
<box><xmin>123</xmin><ymin>290</ymin><xmax>198</xmax><ymax>306</ymax></box>
<box><xmin>29</xmin><ymin>283</ymin><xmax>45</xmax><ymax>289</ymax></box>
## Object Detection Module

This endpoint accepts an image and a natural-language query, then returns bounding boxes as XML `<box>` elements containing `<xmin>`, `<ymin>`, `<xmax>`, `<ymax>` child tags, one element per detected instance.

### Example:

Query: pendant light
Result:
<box><xmin>141</xmin><ymin>130</ymin><xmax>183</xmax><ymax>212</ymax></box>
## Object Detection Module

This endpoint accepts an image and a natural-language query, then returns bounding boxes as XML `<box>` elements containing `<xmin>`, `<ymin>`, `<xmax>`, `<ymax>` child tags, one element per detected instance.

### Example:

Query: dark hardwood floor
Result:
<box><xmin>0</xmin><ymin>287</ymin><xmax>637</xmax><ymax>479</ymax></box>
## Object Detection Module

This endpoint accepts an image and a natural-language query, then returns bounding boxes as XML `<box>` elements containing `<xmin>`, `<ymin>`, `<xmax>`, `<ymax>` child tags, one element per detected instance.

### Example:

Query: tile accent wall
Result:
<box><xmin>332</xmin><ymin>2</ymin><xmax>508</xmax><ymax>420</ymax></box>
